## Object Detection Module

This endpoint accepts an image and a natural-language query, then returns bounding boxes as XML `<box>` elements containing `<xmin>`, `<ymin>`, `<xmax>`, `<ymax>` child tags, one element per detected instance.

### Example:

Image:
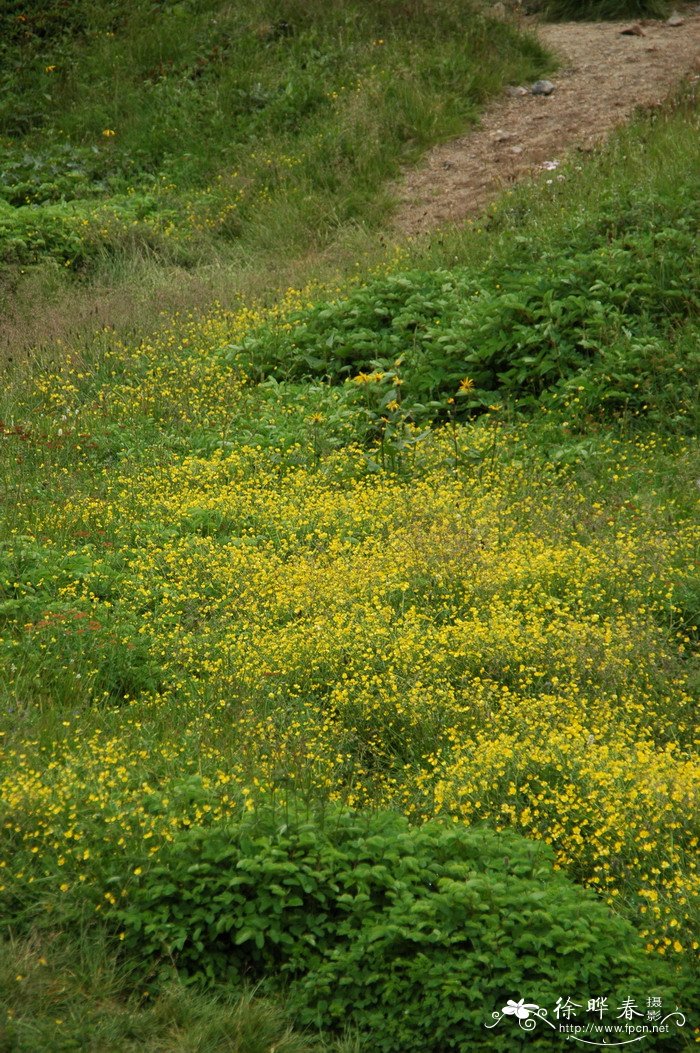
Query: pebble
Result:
<box><xmin>531</xmin><ymin>80</ymin><xmax>556</xmax><ymax>96</ymax></box>
<box><xmin>493</xmin><ymin>129</ymin><xmax>515</xmax><ymax>141</ymax></box>
<box><xmin>505</xmin><ymin>85</ymin><xmax>529</xmax><ymax>97</ymax></box>
<box><xmin>620</xmin><ymin>23</ymin><xmax>645</xmax><ymax>36</ymax></box>
<box><xmin>666</xmin><ymin>12</ymin><xmax>684</xmax><ymax>25</ymax></box>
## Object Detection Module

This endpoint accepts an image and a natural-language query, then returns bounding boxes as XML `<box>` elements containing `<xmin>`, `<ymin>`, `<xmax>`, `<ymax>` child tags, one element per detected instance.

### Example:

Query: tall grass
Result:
<box><xmin>0</xmin><ymin>931</ymin><xmax>352</xmax><ymax>1052</ymax></box>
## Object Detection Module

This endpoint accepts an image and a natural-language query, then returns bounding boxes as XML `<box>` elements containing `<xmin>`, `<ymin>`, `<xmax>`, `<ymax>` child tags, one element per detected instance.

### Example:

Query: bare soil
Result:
<box><xmin>391</xmin><ymin>8</ymin><xmax>700</xmax><ymax>237</ymax></box>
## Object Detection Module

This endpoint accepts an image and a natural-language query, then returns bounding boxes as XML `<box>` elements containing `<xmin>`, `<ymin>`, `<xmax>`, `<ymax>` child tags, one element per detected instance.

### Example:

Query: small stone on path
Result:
<box><xmin>391</xmin><ymin>10</ymin><xmax>700</xmax><ymax>238</ymax></box>
<box><xmin>532</xmin><ymin>79</ymin><xmax>556</xmax><ymax>95</ymax></box>
<box><xmin>620</xmin><ymin>24</ymin><xmax>645</xmax><ymax>36</ymax></box>
<box><xmin>666</xmin><ymin>13</ymin><xmax>685</xmax><ymax>25</ymax></box>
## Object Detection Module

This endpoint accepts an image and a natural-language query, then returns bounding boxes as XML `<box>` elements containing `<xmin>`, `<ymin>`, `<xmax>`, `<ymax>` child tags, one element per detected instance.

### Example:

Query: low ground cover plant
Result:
<box><xmin>231</xmin><ymin>176</ymin><xmax>698</xmax><ymax>429</ymax></box>
<box><xmin>2</xmin><ymin>386</ymin><xmax>697</xmax><ymax>963</ymax></box>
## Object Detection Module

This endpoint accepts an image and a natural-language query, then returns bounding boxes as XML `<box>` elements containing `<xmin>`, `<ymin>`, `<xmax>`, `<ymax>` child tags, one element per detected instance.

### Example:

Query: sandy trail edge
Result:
<box><xmin>390</xmin><ymin>10</ymin><xmax>700</xmax><ymax>237</ymax></box>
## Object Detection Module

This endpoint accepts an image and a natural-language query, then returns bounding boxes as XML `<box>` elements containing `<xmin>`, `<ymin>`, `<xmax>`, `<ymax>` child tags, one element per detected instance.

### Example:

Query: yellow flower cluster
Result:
<box><xmin>1</xmin><ymin>308</ymin><xmax>697</xmax><ymax>965</ymax></box>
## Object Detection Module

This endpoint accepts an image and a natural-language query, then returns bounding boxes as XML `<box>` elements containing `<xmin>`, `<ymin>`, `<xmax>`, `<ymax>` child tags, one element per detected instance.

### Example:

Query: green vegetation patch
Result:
<box><xmin>121</xmin><ymin>806</ymin><xmax>682</xmax><ymax>1052</ymax></box>
<box><xmin>230</xmin><ymin>161</ymin><xmax>699</xmax><ymax>432</ymax></box>
<box><xmin>0</xmin><ymin>931</ymin><xmax>342</xmax><ymax>1053</ymax></box>
<box><xmin>0</xmin><ymin>0</ymin><xmax>547</xmax><ymax>270</ymax></box>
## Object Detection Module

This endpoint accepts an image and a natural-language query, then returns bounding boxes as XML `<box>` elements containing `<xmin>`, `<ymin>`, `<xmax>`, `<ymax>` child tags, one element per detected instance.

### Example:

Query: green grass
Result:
<box><xmin>0</xmin><ymin>931</ymin><xmax>356</xmax><ymax>1053</ymax></box>
<box><xmin>0</xmin><ymin>0</ymin><xmax>546</xmax><ymax>276</ymax></box>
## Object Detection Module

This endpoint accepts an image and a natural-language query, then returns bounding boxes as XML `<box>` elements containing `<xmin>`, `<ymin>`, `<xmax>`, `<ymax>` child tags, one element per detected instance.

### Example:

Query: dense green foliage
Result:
<box><xmin>120</xmin><ymin>806</ymin><xmax>680</xmax><ymax>1052</ymax></box>
<box><xmin>232</xmin><ymin>173</ymin><xmax>699</xmax><ymax>430</ymax></box>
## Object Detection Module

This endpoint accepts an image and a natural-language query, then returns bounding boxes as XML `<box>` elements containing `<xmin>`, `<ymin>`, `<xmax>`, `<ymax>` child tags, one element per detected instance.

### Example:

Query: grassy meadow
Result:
<box><xmin>0</xmin><ymin>0</ymin><xmax>546</xmax><ymax>351</ymax></box>
<box><xmin>0</xmin><ymin>1</ymin><xmax>699</xmax><ymax>1050</ymax></box>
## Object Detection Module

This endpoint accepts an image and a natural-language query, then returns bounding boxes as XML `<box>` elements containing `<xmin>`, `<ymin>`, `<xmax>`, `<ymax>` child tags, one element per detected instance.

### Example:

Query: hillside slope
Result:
<box><xmin>0</xmin><ymin>4</ymin><xmax>698</xmax><ymax>1051</ymax></box>
<box><xmin>0</xmin><ymin>0</ymin><xmax>545</xmax><ymax>274</ymax></box>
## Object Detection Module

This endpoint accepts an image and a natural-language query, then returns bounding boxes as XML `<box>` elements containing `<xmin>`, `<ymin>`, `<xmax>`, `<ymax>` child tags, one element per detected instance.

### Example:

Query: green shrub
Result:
<box><xmin>230</xmin><ymin>192</ymin><xmax>699</xmax><ymax>427</ymax></box>
<box><xmin>543</xmin><ymin>0</ymin><xmax>668</xmax><ymax>19</ymax></box>
<box><xmin>120</xmin><ymin>806</ymin><xmax>680</xmax><ymax>1052</ymax></box>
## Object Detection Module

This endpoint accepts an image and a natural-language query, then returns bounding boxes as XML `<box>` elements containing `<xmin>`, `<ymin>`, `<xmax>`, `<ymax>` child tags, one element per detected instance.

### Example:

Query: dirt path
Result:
<box><xmin>391</xmin><ymin>9</ymin><xmax>700</xmax><ymax>237</ymax></box>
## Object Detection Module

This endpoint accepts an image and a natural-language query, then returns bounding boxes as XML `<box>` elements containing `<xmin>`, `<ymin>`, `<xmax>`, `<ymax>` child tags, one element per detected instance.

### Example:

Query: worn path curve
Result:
<box><xmin>391</xmin><ymin>9</ymin><xmax>700</xmax><ymax>236</ymax></box>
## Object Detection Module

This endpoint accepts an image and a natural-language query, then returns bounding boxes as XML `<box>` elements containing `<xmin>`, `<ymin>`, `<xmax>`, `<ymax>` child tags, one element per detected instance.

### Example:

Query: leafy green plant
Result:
<box><xmin>230</xmin><ymin>190</ymin><xmax>698</xmax><ymax>428</ymax></box>
<box><xmin>119</xmin><ymin>806</ymin><xmax>682</xmax><ymax>1051</ymax></box>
